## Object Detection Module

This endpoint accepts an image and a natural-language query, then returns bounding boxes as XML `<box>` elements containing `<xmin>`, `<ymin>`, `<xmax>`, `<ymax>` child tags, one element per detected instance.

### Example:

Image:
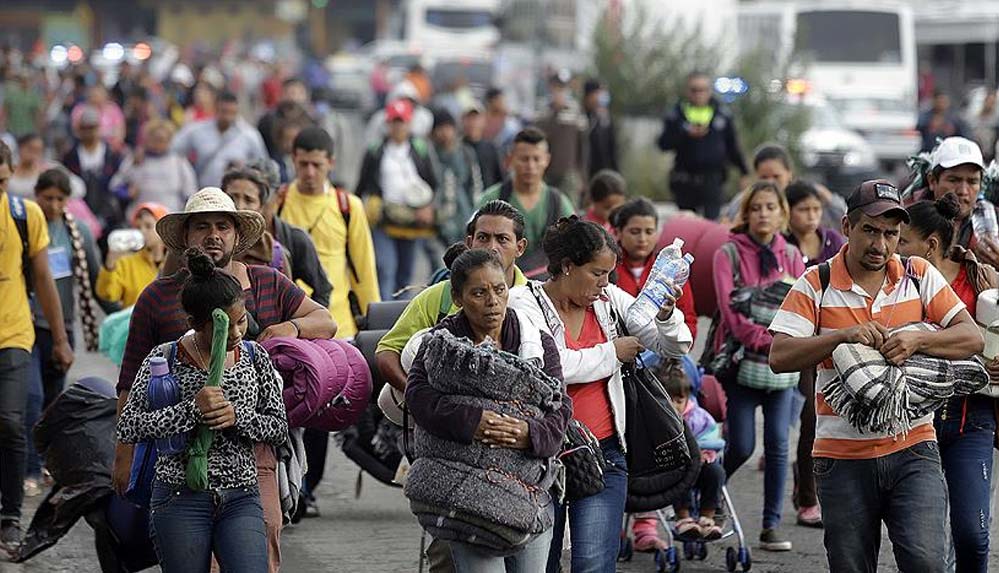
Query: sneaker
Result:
<box><xmin>797</xmin><ymin>505</ymin><xmax>823</xmax><ymax>528</ymax></box>
<box><xmin>23</xmin><ymin>478</ymin><xmax>42</xmax><ymax>498</ymax></box>
<box><xmin>698</xmin><ymin>516</ymin><xmax>723</xmax><ymax>541</ymax></box>
<box><xmin>303</xmin><ymin>496</ymin><xmax>320</xmax><ymax>518</ymax></box>
<box><xmin>0</xmin><ymin>520</ymin><xmax>22</xmax><ymax>553</ymax></box>
<box><xmin>759</xmin><ymin>528</ymin><xmax>792</xmax><ymax>551</ymax></box>
<box><xmin>675</xmin><ymin>517</ymin><xmax>701</xmax><ymax>540</ymax></box>
<box><xmin>633</xmin><ymin>518</ymin><xmax>668</xmax><ymax>552</ymax></box>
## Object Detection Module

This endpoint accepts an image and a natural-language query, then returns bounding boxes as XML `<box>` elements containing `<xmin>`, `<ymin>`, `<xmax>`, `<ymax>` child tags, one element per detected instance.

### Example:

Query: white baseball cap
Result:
<box><xmin>932</xmin><ymin>136</ymin><xmax>985</xmax><ymax>170</ymax></box>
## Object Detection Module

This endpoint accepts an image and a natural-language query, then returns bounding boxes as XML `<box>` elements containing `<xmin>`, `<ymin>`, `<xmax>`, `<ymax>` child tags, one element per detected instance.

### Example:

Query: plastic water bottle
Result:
<box><xmin>148</xmin><ymin>357</ymin><xmax>188</xmax><ymax>455</ymax></box>
<box><xmin>972</xmin><ymin>193</ymin><xmax>999</xmax><ymax>241</ymax></box>
<box><xmin>632</xmin><ymin>239</ymin><xmax>695</xmax><ymax>325</ymax></box>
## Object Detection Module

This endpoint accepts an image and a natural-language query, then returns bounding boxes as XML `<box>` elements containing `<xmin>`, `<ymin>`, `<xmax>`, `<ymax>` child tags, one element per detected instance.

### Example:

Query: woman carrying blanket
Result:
<box><xmin>117</xmin><ymin>248</ymin><xmax>288</xmax><ymax>572</ymax></box>
<box><xmin>405</xmin><ymin>249</ymin><xmax>572</xmax><ymax>572</ymax></box>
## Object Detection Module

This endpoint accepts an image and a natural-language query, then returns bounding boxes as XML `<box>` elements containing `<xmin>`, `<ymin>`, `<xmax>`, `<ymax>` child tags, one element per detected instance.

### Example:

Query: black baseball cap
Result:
<box><xmin>846</xmin><ymin>179</ymin><xmax>910</xmax><ymax>223</ymax></box>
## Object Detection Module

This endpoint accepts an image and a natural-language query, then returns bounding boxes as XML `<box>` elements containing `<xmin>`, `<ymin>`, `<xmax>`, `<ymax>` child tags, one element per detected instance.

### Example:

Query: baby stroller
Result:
<box><xmin>618</xmin><ymin>356</ymin><xmax>751</xmax><ymax>572</ymax></box>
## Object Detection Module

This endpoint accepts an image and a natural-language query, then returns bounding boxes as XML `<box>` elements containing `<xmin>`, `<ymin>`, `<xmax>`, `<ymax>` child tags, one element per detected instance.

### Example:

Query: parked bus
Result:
<box><xmin>402</xmin><ymin>0</ymin><xmax>501</xmax><ymax>57</ymax></box>
<box><xmin>738</xmin><ymin>1</ymin><xmax>919</xmax><ymax>166</ymax></box>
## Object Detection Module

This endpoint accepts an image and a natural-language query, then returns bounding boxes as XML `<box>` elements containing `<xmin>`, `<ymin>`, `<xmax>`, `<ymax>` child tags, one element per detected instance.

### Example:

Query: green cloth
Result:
<box><xmin>3</xmin><ymin>84</ymin><xmax>42</xmax><ymax>137</ymax></box>
<box><xmin>476</xmin><ymin>184</ymin><xmax>575</xmax><ymax>267</ymax></box>
<box><xmin>185</xmin><ymin>308</ymin><xmax>229</xmax><ymax>491</ymax></box>
<box><xmin>375</xmin><ymin>267</ymin><xmax>528</xmax><ymax>355</ymax></box>
<box><xmin>682</xmin><ymin>103</ymin><xmax>715</xmax><ymax>127</ymax></box>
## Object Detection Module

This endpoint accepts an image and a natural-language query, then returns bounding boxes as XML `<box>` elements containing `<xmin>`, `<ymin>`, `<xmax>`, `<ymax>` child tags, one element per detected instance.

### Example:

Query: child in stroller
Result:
<box><xmin>661</xmin><ymin>364</ymin><xmax>726</xmax><ymax>541</ymax></box>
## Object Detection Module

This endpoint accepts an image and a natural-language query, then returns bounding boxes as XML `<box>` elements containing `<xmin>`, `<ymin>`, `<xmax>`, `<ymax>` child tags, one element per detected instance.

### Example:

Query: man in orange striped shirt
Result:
<box><xmin>769</xmin><ymin>180</ymin><xmax>982</xmax><ymax>572</ymax></box>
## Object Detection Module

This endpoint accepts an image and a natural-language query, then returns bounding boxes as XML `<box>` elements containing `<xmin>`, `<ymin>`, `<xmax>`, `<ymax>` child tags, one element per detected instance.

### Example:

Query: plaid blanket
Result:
<box><xmin>825</xmin><ymin>323</ymin><xmax>988</xmax><ymax>435</ymax></box>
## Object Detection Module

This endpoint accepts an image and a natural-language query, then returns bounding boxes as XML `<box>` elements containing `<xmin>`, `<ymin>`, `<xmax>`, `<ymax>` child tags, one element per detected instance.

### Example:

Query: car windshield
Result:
<box><xmin>795</xmin><ymin>10</ymin><xmax>902</xmax><ymax>64</ymax></box>
<box><xmin>808</xmin><ymin>103</ymin><xmax>844</xmax><ymax>129</ymax></box>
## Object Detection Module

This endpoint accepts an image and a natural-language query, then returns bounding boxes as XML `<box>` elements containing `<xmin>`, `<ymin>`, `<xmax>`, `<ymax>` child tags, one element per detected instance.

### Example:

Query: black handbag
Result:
<box><xmin>558</xmin><ymin>419</ymin><xmax>606</xmax><ymax>500</ymax></box>
<box><xmin>622</xmin><ymin>357</ymin><xmax>691</xmax><ymax>475</ymax></box>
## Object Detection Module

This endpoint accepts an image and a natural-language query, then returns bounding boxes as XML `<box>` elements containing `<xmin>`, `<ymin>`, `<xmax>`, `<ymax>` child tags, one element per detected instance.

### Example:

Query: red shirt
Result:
<box><xmin>950</xmin><ymin>264</ymin><xmax>977</xmax><ymax>316</ymax></box>
<box><xmin>563</xmin><ymin>308</ymin><xmax>616</xmax><ymax>440</ymax></box>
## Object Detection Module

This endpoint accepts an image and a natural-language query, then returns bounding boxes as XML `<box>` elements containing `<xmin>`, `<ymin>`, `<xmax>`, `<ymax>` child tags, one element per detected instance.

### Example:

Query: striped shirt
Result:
<box><xmin>117</xmin><ymin>265</ymin><xmax>306</xmax><ymax>393</ymax></box>
<box><xmin>769</xmin><ymin>246</ymin><xmax>965</xmax><ymax>460</ymax></box>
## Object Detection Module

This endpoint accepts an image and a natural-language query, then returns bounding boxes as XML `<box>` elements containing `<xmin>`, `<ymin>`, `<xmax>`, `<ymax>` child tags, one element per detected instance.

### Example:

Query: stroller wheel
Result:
<box><xmin>655</xmin><ymin>547</ymin><xmax>680</xmax><ymax>573</ymax></box>
<box><xmin>725</xmin><ymin>547</ymin><xmax>738</xmax><ymax>572</ymax></box>
<box><xmin>618</xmin><ymin>535</ymin><xmax>634</xmax><ymax>562</ymax></box>
<box><xmin>739</xmin><ymin>547</ymin><xmax>752</xmax><ymax>572</ymax></box>
<box><xmin>697</xmin><ymin>541</ymin><xmax>708</xmax><ymax>560</ymax></box>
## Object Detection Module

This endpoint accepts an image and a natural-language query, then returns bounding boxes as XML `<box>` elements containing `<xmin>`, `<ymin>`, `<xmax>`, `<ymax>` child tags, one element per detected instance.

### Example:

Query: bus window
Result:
<box><xmin>795</xmin><ymin>11</ymin><xmax>901</xmax><ymax>64</ymax></box>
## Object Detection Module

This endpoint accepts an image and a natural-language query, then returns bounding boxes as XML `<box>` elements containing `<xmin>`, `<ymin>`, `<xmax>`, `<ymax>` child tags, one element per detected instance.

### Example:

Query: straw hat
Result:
<box><xmin>156</xmin><ymin>187</ymin><xmax>265</xmax><ymax>256</ymax></box>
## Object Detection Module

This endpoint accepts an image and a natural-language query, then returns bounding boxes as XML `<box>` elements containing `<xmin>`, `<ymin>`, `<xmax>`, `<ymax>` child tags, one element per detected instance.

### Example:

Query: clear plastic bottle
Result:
<box><xmin>632</xmin><ymin>239</ymin><xmax>695</xmax><ymax>326</ymax></box>
<box><xmin>972</xmin><ymin>193</ymin><xmax>999</xmax><ymax>241</ymax></box>
<box><xmin>148</xmin><ymin>357</ymin><xmax>189</xmax><ymax>455</ymax></box>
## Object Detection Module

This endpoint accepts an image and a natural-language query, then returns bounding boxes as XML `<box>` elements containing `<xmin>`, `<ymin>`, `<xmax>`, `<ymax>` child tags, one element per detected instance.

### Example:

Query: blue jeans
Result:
<box><xmin>815</xmin><ymin>441</ymin><xmax>949</xmax><ymax>573</ymax></box>
<box><xmin>935</xmin><ymin>396</ymin><xmax>996</xmax><ymax>573</ymax></box>
<box><xmin>372</xmin><ymin>227</ymin><xmax>421</xmax><ymax>300</ymax></box>
<box><xmin>149</xmin><ymin>481</ymin><xmax>268</xmax><ymax>573</ymax></box>
<box><xmin>547</xmin><ymin>439</ymin><xmax>628</xmax><ymax>573</ymax></box>
<box><xmin>722</xmin><ymin>383</ymin><xmax>793</xmax><ymax>529</ymax></box>
<box><xmin>450</xmin><ymin>526</ymin><xmax>554</xmax><ymax>572</ymax></box>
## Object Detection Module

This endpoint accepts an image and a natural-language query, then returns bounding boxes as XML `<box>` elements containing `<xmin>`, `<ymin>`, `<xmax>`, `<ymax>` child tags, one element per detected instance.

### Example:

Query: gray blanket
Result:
<box><xmin>404</xmin><ymin>331</ymin><xmax>563</xmax><ymax>546</ymax></box>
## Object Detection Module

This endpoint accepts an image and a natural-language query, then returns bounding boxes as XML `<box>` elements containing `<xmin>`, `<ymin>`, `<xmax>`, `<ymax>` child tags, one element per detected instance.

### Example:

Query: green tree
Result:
<box><xmin>590</xmin><ymin>7</ymin><xmax>811</xmax><ymax>201</ymax></box>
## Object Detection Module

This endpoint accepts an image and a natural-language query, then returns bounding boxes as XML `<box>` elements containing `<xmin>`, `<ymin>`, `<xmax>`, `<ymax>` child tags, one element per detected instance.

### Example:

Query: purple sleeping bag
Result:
<box><xmin>307</xmin><ymin>338</ymin><xmax>373</xmax><ymax>432</ymax></box>
<box><xmin>261</xmin><ymin>337</ymin><xmax>341</xmax><ymax>428</ymax></box>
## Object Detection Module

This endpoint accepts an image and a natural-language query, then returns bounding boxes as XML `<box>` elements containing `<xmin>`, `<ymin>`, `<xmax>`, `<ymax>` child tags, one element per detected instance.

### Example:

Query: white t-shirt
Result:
<box><xmin>78</xmin><ymin>142</ymin><xmax>107</xmax><ymax>173</ymax></box>
<box><xmin>379</xmin><ymin>141</ymin><xmax>419</xmax><ymax>205</ymax></box>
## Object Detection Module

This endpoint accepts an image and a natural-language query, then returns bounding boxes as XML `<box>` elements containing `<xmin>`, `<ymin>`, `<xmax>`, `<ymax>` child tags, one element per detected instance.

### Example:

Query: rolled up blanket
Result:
<box><xmin>305</xmin><ymin>339</ymin><xmax>373</xmax><ymax>432</ymax></box>
<box><xmin>261</xmin><ymin>337</ymin><xmax>340</xmax><ymax>428</ymax></box>
<box><xmin>826</xmin><ymin>323</ymin><xmax>989</xmax><ymax>435</ymax></box>
<box><xmin>404</xmin><ymin>331</ymin><xmax>564</xmax><ymax>552</ymax></box>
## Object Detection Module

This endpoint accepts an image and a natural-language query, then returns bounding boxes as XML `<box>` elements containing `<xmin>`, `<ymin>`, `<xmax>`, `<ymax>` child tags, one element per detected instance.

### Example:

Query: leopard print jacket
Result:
<box><xmin>117</xmin><ymin>340</ymin><xmax>289</xmax><ymax>489</ymax></box>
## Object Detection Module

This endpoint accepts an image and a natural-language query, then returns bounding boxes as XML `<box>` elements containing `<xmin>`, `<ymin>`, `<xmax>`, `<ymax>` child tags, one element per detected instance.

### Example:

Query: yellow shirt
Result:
<box><xmin>0</xmin><ymin>195</ymin><xmax>49</xmax><ymax>351</ymax></box>
<box><xmin>280</xmin><ymin>182</ymin><xmax>380</xmax><ymax>338</ymax></box>
<box><xmin>96</xmin><ymin>250</ymin><xmax>161</xmax><ymax>308</ymax></box>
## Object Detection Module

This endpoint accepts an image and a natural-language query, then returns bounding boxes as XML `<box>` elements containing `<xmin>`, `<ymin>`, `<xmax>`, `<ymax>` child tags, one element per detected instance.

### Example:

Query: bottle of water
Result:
<box><xmin>632</xmin><ymin>239</ymin><xmax>695</xmax><ymax>325</ymax></box>
<box><xmin>972</xmin><ymin>193</ymin><xmax>999</xmax><ymax>241</ymax></box>
<box><xmin>148</xmin><ymin>357</ymin><xmax>189</xmax><ymax>455</ymax></box>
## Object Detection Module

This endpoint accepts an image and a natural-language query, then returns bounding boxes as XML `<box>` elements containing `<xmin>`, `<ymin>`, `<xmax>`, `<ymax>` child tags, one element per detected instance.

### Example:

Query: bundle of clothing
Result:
<box><xmin>261</xmin><ymin>337</ymin><xmax>372</xmax><ymax>431</ymax></box>
<box><xmin>404</xmin><ymin>330</ymin><xmax>563</xmax><ymax>555</ymax></box>
<box><xmin>826</xmin><ymin>323</ymin><xmax>989</xmax><ymax>435</ymax></box>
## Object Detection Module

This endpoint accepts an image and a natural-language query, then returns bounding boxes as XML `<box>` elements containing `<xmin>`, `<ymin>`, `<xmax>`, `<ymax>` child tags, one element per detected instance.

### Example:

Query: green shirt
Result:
<box><xmin>375</xmin><ymin>266</ymin><xmax>528</xmax><ymax>354</ymax></box>
<box><xmin>3</xmin><ymin>84</ymin><xmax>41</xmax><ymax>137</ymax></box>
<box><xmin>476</xmin><ymin>184</ymin><xmax>576</xmax><ymax>266</ymax></box>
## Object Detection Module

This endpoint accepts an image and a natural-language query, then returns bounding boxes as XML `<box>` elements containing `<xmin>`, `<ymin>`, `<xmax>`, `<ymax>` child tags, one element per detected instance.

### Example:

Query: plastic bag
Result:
<box><xmin>99</xmin><ymin>306</ymin><xmax>134</xmax><ymax>367</ymax></box>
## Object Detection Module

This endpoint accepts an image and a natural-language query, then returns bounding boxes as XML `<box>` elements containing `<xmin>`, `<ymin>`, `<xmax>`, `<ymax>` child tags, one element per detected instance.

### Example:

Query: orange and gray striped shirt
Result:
<box><xmin>769</xmin><ymin>246</ymin><xmax>965</xmax><ymax>460</ymax></box>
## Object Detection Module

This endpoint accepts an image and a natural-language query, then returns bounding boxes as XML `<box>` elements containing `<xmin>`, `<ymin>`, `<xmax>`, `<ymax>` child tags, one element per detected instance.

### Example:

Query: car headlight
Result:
<box><xmin>843</xmin><ymin>150</ymin><xmax>876</xmax><ymax>169</ymax></box>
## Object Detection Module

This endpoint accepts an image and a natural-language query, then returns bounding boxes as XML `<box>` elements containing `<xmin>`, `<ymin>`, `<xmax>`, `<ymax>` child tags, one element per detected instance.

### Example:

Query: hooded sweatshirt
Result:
<box><xmin>712</xmin><ymin>232</ymin><xmax>805</xmax><ymax>354</ymax></box>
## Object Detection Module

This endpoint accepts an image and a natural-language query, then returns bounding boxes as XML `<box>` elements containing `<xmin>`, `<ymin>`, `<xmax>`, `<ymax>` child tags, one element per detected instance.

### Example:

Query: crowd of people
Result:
<box><xmin>0</xmin><ymin>46</ymin><xmax>997</xmax><ymax>573</ymax></box>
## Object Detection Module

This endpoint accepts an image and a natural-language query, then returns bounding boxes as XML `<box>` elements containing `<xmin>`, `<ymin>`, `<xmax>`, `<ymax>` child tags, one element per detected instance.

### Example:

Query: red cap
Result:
<box><xmin>385</xmin><ymin>99</ymin><xmax>414</xmax><ymax>123</ymax></box>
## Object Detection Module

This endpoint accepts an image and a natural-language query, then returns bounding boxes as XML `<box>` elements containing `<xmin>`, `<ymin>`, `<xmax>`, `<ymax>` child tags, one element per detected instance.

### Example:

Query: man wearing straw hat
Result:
<box><xmin>111</xmin><ymin>187</ymin><xmax>337</xmax><ymax>571</ymax></box>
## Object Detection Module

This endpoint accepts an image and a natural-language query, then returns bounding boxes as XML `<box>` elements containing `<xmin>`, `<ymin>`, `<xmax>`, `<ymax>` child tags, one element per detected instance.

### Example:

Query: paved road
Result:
<box><xmin>4</xmin><ymin>340</ymin><xmax>999</xmax><ymax>572</ymax></box>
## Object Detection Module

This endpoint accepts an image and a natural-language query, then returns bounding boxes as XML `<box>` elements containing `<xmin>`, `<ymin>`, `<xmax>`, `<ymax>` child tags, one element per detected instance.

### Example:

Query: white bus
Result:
<box><xmin>402</xmin><ymin>0</ymin><xmax>501</xmax><ymax>58</ymax></box>
<box><xmin>738</xmin><ymin>1</ymin><xmax>919</xmax><ymax>165</ymax></box>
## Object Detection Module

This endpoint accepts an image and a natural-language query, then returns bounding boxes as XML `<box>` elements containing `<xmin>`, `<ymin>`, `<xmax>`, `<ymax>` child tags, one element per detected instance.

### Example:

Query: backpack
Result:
<box><xmin>498</xmin><ymin>181</ymin><xmax>562</xmax><ymax>278</ymax></box>
<box><xmin>9</xmin><ymin>194</ymin><xmax>32</xmax><ymax>294</ymax></box>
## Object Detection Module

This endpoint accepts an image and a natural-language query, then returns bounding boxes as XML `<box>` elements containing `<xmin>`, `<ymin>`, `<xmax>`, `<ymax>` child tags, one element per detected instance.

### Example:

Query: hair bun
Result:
<box><xmin>185</xmin><ymin>247</ymin><xmax>217</xmax><ymax>281</ymax></box>
<box><xmin>935</xmin><ymin>192</ymin><xmax>962</xmax><ymax>221</ymax></box>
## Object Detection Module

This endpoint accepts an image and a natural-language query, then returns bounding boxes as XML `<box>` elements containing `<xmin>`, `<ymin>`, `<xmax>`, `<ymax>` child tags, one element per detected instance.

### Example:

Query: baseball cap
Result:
<box><xmin>432</xmin><ymin>109</ymin><xmax>456</xmax><ymax>131</ymax></box>
<box><xmin>932</xmin><ymin>136</ymin><xmax>985</xmax><ymax>170</ymax></box>
<box><xmin>385</xmin><ymin>99</ymin><xmax>414</xmax><ymax>123</ymax></box>
<box><xmin>462</xmin><ymin>101</ymin><xmax>484</xmax><ymax>116</ymax></box>
<box><xmin>846</xmin><ymin>179</ymin><xmax>910</xmax><ymax>223</ymax></box>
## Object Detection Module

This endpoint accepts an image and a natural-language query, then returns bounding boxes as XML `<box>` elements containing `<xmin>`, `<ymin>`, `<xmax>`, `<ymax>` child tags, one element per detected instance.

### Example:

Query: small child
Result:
<box><xmin>662</xmin><ymin>361</ymin><xmax>726</xmax><ymax>540</ymax></box>
<box><xmin>96</xmin><ymin>202</ymin><xmax>168</xmax><ymax>308</ymax></box>
<box><xmin>583</xmin><ymin>169</ymin><xmax>627</xmax><ymax>232</ymax></box>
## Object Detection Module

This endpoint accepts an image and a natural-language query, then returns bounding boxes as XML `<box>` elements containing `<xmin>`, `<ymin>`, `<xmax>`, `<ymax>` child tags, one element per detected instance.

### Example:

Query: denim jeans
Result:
<box><xmin>722</xmin><ymin>383</ymin><xmax>793</xmax><ymax>529</ymax></box>
<box><xmin>815</xmin><ymin>441</ymin><xmax>949</xmax><ymax>573</ymax></box>
<box><xmin>450</xmin><ymin>526</ymin><xmax>553</xmax><ymax>573</ymax></box>
<box><xmin>547</xmin><ymin>438</ymin><xmax>628</xmax><ymax>573</ymax></box>
<box><xmin>372</xmin><ymin>227</ymin><xmax>421</xmax><ymax>300</ymax></box>
<box><xmin>935</xmin><ymin>396</ymin><xmax>996</xmax><ymax>573</ymax></box>
<box><xmin>149</xmin><ymin>481</ymin><xmax>268</xmax><ymax>573</ymax></box>
<box><xmin>0</xmin><ymin>348</ymin><xmax>32</xmax><ymax>522</ymax></box>
<box><xmin>23</xmin><ymin>327</ymin><xmax>74</xmax><ymax>478</ymax></box>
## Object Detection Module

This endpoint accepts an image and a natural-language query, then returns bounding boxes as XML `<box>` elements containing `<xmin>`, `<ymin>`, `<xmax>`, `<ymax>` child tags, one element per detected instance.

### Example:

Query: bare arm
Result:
<box><xmin>376</xmin><ymin>350</ymin><xmax>408</xmax><ymax>393</ymax></box>
<box><xmin>881</xmin><ymin>310</ymin><xmax>983</xmax><ymax>365</ymax></box>
<box><xmin>770</xmin><ymin>331</ymin><xmax>847</xmax><ymax>374</ymax></box>
<box><xmin>290</xmin><ymin>297</ymin><xmax>337</xmax><ymax>339</ymax></box>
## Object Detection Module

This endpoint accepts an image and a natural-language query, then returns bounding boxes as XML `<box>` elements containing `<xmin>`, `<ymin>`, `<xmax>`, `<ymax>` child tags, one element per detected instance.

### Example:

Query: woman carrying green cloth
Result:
<box><xmin>117</xmin><ymin>247</ymin><xmax>288</xmax><ymax>572</ymax></box>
